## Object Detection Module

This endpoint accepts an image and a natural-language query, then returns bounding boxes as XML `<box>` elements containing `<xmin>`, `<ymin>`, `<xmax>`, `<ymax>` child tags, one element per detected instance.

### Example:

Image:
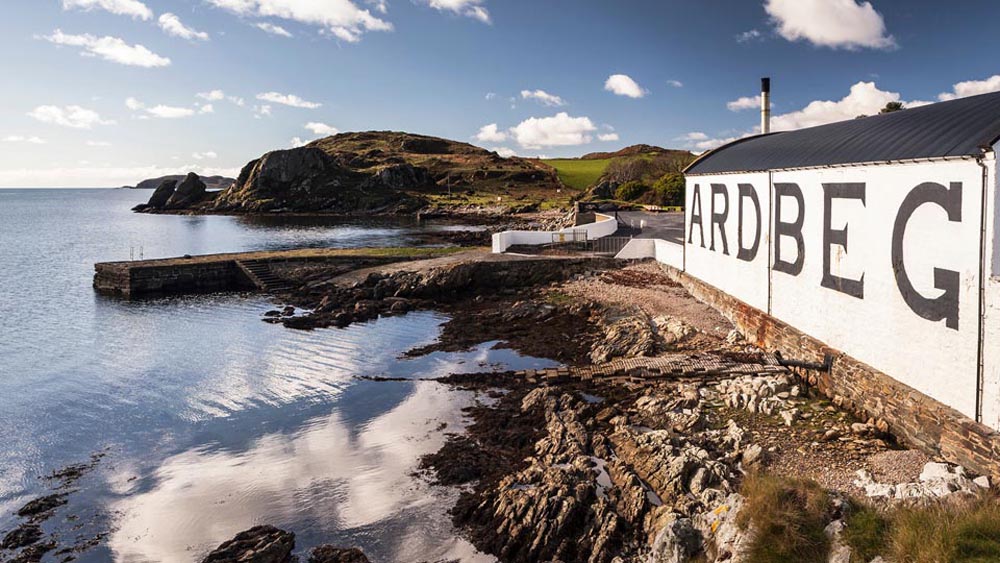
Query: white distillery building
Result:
<box><xmin>679</xmin><ymin>90</ymin><xmax>1000</xmax><ymax>430</ymax></box>
<box><xmin>492</xmin><ymin>88</ymin><xmax>1000</xmax><ymax>460</ymax></box>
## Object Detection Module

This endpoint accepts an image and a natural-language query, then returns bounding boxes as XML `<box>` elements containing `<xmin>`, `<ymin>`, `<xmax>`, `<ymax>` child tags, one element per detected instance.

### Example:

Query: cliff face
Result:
<box><xmin>136</xmin><ymin>131</ymin><xmax>561</xmax><ymax>215</ymax></box>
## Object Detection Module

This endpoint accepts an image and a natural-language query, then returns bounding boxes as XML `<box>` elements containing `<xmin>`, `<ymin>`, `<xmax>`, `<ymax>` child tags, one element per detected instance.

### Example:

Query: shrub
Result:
<box><xmin>738</xmin><ymin>473</ymin><xmax>831</xmax><ymax>563</ymax></box>
<box><xmin>615</xmin><ymin>180</ymin><xmax>649</xmax><ymax>201</ymax></box>
<box><xmin>650</xmin><ymin>172</ymin><xmax>685</xmax><ymax>207</ymax></box>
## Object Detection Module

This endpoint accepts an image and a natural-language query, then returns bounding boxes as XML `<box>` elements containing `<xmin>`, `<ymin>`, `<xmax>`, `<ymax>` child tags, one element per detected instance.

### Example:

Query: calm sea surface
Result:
<box><xmin>0</xmin><ymin>189</ymin><xmax>554</xmax><ymax>562</ymax></box>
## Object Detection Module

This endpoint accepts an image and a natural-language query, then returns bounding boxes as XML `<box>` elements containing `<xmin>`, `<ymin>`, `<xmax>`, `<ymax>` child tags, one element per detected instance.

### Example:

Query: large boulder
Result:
<box><xmin>147</xmin><ymin>179</ymin><xmax>177</xmax><ymax>208</ymax></box>
<box><xmin>201</xmin><ymin>526</ymin><xmax>295</xmax><ymax>563</ymax></box>
<box><xmin>165</xmin><ymin>172</ymin><xmax>208</xmax><ymax>209</ymax></box>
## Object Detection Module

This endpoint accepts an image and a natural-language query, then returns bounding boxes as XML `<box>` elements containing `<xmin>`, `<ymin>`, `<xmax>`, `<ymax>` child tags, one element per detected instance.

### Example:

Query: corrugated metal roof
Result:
<box><xmin>686</xmin><ymin>90</ymin><xmax>1000</xmax><ymax>175</ymax></box>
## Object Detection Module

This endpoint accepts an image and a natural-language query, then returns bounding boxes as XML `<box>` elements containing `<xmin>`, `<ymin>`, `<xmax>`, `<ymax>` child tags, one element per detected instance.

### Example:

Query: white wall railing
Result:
<box><xmin>492</xmin><ymin>213</ymin><xmax>618</xmax><ymax>253</ymax></box>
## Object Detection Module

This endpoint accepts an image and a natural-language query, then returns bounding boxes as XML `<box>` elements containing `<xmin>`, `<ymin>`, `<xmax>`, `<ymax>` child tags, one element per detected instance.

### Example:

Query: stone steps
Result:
<box><xmin>236</xmin><ymin>260</ymin><xmax>294</xmax><ymax>293</ymax></box>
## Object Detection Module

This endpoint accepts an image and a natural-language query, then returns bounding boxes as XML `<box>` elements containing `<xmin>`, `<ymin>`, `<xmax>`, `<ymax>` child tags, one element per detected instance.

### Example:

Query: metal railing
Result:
<box><xmin>590</xmin><ymin>236</ymin><xmax>635</xmax><ymax>256</ymax></box>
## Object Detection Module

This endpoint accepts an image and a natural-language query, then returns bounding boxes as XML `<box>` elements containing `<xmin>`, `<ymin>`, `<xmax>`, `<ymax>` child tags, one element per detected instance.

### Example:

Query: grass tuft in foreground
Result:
<box><xmin>847</xmin><ymin>495</ymin><xmax>1000</xmax><ymax>563</ymax></box>
<box><xmin>738</xmin><ymin>473</ymin><xmax>832</xmax><ymax>563</ymax></box>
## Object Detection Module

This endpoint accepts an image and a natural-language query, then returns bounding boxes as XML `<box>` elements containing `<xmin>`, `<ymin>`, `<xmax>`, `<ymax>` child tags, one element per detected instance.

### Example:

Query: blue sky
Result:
<box><xmin>2</xmin><ymin>0</ymin><xmax>1000</xmax><ymax>187</ymax></box>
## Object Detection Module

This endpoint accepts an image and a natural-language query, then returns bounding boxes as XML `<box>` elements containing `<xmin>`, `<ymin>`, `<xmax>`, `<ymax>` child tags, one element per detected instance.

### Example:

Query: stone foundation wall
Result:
<box><xmin>94</xmin><ymin>261</ymin><xmax>252</xmax><ymax>296</ymax></box>
<box><xmin>659</xmin><ymin>263</ymin><xmax>1000</xmax><ymax>479</ymax></box>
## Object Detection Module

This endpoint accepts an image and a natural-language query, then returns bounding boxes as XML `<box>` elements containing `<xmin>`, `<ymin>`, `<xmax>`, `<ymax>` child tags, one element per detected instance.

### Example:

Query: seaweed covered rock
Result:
<box><xmin>201</xmin><ymin>526</ymin><xmax>295</xmax><ymax>563</ymax></box>
<box><xmin>309</xmin><ymin>546</ymin><xmax>370</xmax><ymax>563</ymax></box>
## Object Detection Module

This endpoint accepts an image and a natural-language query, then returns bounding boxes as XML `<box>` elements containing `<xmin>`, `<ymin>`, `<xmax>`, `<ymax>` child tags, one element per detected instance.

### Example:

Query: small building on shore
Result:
<box><xmin>681</xmin><ymin>90</ymin><xmax>1000</xmax><ymax>430</ymax></box>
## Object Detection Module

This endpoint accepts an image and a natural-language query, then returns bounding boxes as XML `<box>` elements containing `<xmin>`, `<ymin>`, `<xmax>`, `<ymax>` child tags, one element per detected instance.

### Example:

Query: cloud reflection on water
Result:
<box><xmin>108</xmin><ymin>381</ymin><xmax>495</xmax><ymax>562</ymax></box>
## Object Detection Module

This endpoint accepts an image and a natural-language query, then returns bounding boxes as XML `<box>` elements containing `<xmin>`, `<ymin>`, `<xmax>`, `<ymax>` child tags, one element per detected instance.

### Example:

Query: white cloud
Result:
<box><xmin>305</xmin><ymin>122</ymin><xmax>339</xmax><ymax>135</ymax></box>
<box><xmin>253</xmin><ymin>105</ymin><xmax>272</xmax><ymax>118</ymax></box>
<box><xmin>694</xmin><ymin>135</ymin><xmax>743</xmax><ymax>152</ymax></box>
<box><xmin>206</xmin><ymin>0</ymin><xmax>393</xmax><ymax>43</ymax></box>
<box><xmin>28</xmin><ymin>105</ymin><xmax>114</xmax><ymax>129</ymax></box>
<box><xmin>290</xmin><ymin>137</ymin><xmax>308</xmax><ymax>148</ymax></box>
<box><xmin>367</xmin><ymin>0</ymin><xmax>388</xmax><ymax>14</ymax></box>
<box><xmin>510</xmin><ymin>112</ymin><xmax>597</xmax><ymax>149</ymax></box>
<box><xmin>491</xmin><ymin>147</ymin><xmax>516</xmax><ymax>158</ymax></box>
<box><xmin>256</xmin><ymin>92</ymin><xmax>321</xmax><ymax>109</ymax></box>
<box><xmin>667</xmin><ymin>80</ymin><xmax>683</xmax><ymax>88</ymax></box>
<box><xmin>727</xmin><ymin>95</ymin><xmax>761</xmax><ymax>111</ymax></box>
<box><xmin>62</xmin><ymin>0</ymin><xmax>152</xmax><ymax>20</ymax></box>
<box><xmin>597</xmin><ymin>133</ymin><xmax>620</xmax><ymax>142</ymax></box>
<box><xmin>126</xmin><ymin>98</ymin><xmax>199</xmax><ymax>119</ymax></box>
<box><xmin>425</xmin><ymin>0</ymin><xmax>490</xmax><ymax>23</ymax></box>
<box><xmin>520</xmin><ymin>89</ymin><xmax>566</xmax><ymax>107</ymax></box>
<box><xmin>255</xmin><ymin>22</ymin><xmax>293</xmax><ymax>37</ymax></box>
<box><xmin>677</xmin><ymin>131</ymin><xmax>743</xmax><ymax>152</ymax></box>
<box><xmin>764</xmin><ymin>0</ymin><xmax>896</xmax><ymax>50</ymax></box>
<box><xmin>41</xmin><ymin>30</ymin><xmax>170</xmax><ymax>68</ymax></box>
<box><xmin>604</xmin><ymin>74</ymin><xmax>647</xmax><ymax>99</ymax></box>
<box><xmin>0</xmin><ymin>164</ymin><xmax>242</xmax><ymax>188</ymax></box>
<box><xmin>485</xmin><ymin>92</ymin><xmax>497</xmax><ymax>101</ymax></box>
<box><xmin>3</xmin><ymin>136</ymin><xmax>46</xmax><ymax>144</ymax></box>
<box><xmin>474</xmin><ymin>123</ymin><xmax>507</xmax><ymax>143</ymax></box>
<box><xmin>192</xmin><ymin>151</ymin><xmax>218</xmax><ymax>160</ymax></box>
<box><xmin>197</xmin><ymin>90</ymin><xmax>226</xmax><ymax>101</ymax></box>
<box><xmin>938</xmin><ymin>75</ymin><xmax>1000</xmax><ymax>101</ymax></box>
<box><xmin>770</xmin><ymin>81</ymin><xmax>906</xmax><ymax>130</ymax></box>
<box><xmin>158</xmin><ymin>13</ymin><xmax>210</xmax><ymax>41</ymax></box>
<box><xmin>736</xmin><ymin>29</ymin><xmax>762</xmax><ymax>43</ymax></box>
<box><xmin>229</xmin><ymin>96</ymin><xmax>247</xmax><ymax>107</ymax></box>
<box><xmin>86</xmin><ymin>140</ymin><xmax>112</xmax><ymax>147</ymax></box>
<box><xmin>146</xmin><ymin>105</ymin><xmax>197</xmax><ymax>119</ymax></box>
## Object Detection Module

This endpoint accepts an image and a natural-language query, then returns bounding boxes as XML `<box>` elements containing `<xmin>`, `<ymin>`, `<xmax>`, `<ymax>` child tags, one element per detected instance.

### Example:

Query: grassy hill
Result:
<box><xmin>543</xmin><ymin>145</ymin><xmax>696</xmax><ymax>193</ymax></box>
<box><xmin>541</xmin><ymin>158</ymin><xmax>613</xmax><ymax>190</ymax></box>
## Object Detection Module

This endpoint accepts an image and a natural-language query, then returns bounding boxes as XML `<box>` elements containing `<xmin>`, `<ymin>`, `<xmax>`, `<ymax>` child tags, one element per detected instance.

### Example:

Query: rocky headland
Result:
<box><xmin>133</xmin><ymin>131</ymin><xmax>563</xmax><ymax>217</ymax></box>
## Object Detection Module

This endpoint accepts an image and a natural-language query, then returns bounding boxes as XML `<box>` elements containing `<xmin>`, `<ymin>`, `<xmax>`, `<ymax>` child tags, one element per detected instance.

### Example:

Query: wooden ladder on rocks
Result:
<box><xmin>236</xmin><ymin>260</ymin><xmax>294</xmax><ymax>293</ymax></box>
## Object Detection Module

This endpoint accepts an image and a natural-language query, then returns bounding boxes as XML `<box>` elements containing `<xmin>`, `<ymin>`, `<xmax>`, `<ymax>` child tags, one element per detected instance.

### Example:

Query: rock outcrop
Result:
<box><xmin>429</xmin><ymin>379</ymin><xmax>767</xmax><ymax>563</ymax></box>
<box><xmin>201</xmin><ymin>526</ymin><xmax>295</xmax><ymax>563</ymax></box>
<box><xmin>165</xmin><ymin>173</ymin><xmax>208</xmax><ymax>209</ymax></box>
<box><xmin>134</xmin><ymin>173</ymin><xmax>217</xmax><ymax>212</ymax></box>
<box><xmin>308</xmin><ymin>546</ymin><xmax>370</xmax><ymax>563</ymax></box>
<box><xmin>146</xmin><ymin>179</ymin><xmax>177</xmax><ymax>209</ymax></box>
<box><xmin>135</xmin><ymin>131</ymin><xmax>561</xmax><ymax>215</ymax></box>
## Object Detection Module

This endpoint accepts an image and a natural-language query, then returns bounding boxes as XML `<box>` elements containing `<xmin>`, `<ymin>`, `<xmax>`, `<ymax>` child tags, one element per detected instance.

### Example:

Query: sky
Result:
<box><xmin>2</xmin><ymin>0</ymin><xmax>1000</xmax><ymax>187</ymax></box>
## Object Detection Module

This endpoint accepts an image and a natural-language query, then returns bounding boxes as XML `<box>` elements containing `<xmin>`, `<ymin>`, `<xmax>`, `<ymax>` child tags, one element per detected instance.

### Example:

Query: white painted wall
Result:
<box><xmin>615</xmin><ymin>238</ymin><xmax>656</xmax><ymax>260</ymax></box>
<box><xmin>684</xmin><ymin>173</ymin><xmax>771</xmax><ymax>311</ymax></box>
<box><xmin>654</xmin><ymin>239</ymin><xmax>684</xmax><ymax>269</ymax></box>
<box><xmin>769</xmin><ymin>161</ymin><xmax>984</xmax><ymax>418</ymax></box>
<box><xmin>983</xmin><ymin>151</ymin><xmax>1000</xmax><ymax>428</ymax></box>
<box><xmin>492</xmin><ymin>213</ymin><xmax>618</xmax><ymax>253</ymax></box>
<box><xmin>681</xmin><ymin>159</ymin><xmax>992</xmax><ymax>423</ymax></box>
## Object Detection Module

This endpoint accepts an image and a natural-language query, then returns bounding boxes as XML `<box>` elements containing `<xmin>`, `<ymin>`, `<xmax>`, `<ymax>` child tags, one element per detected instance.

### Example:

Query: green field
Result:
<box><xmin>542</xmin><ymin>158</ymin><xmax>612</xmax><ymax>190</ymax></box>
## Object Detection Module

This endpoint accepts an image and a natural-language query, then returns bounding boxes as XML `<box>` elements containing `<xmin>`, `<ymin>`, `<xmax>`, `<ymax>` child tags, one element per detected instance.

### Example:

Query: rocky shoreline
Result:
<box><xmin>243</xmin><ymin>253</ymin><xmax>997</xmax><ymax>562</ymax></box>
<box><xmin>9</xmin><ymin>252</ymin><xmax>997</xmax><ymax>562</ymax></box>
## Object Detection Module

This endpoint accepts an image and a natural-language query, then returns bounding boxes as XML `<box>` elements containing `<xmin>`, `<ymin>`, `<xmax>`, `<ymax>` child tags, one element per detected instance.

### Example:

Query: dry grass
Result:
<box><xmin>738</xmin><ymin>473</ymin><xmax>832</xmax><ymax>563</ymax></box>
<box><xmin>885</xmin><ymin>497</ymin><xmax>1000</xmax><ymax>563</ymax></box>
